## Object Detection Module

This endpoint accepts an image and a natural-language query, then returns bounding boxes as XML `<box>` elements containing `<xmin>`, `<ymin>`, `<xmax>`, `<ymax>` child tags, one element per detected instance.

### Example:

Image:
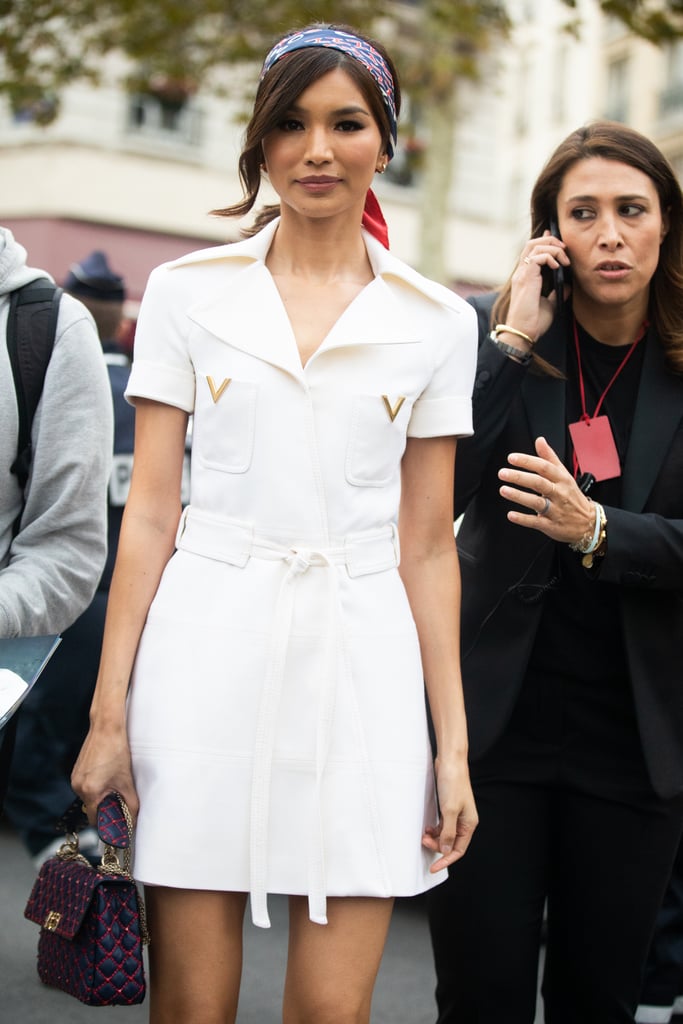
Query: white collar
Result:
<box><xmin>169</xmin><ymin>217</ymin><xmax>463</xmax><ymax>314</ymax></box>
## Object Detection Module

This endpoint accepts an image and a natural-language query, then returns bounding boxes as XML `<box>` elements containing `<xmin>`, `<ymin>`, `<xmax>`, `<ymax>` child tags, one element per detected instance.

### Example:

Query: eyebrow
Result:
<box><xmin>564</xmin><ymin>193</ymin><xmax>652</xmax><ymax>203</ymax></box>
<box><xmin>287</xmin><ymin>103</ymin><xmax>371</xmax><ymax>117</ymax></box>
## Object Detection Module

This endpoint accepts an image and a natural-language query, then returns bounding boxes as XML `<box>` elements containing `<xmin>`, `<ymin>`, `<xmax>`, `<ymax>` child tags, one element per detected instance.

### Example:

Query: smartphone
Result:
<box><xmin>543</xmin><ymin>217</ymin><xmax>570</xmax><ymax>318</ymax></box>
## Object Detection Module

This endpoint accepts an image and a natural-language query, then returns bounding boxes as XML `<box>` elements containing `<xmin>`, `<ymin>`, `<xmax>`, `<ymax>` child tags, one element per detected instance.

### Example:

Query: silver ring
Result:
<box><xmin>537</xmin><ymin>496</ymin><xmax>551</xmax><ymax>516</ymax></box>
<box><xmin>523</xmin><ymin>256</ymin><xmax>532</xmax><ymax>264</ymax></box>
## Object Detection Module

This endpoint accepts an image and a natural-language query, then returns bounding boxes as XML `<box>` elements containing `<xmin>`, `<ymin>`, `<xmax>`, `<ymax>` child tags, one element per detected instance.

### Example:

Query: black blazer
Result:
<box><xmin>456</xmin><ymin>294</ymin><xmax>683</xmax><ymax>798</ymax></box>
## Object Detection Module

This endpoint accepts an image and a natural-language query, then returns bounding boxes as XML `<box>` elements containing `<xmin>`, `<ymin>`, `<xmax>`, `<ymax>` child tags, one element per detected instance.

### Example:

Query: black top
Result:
<box><xmin>528</xmin><ymin>319</ymin><xmax>646</xmax><ymax>684</ymax></box>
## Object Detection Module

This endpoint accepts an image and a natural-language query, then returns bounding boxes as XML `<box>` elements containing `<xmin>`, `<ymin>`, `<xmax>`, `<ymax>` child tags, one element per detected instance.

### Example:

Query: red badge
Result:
<box><xmin>568</xmin><ymin>415</ymin><xmax>621</xmax><ymax>481</ymax></box>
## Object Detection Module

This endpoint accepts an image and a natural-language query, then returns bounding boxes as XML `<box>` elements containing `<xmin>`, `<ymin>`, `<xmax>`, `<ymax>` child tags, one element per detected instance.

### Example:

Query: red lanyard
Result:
<box><xmin>571</xmin><ymin>316</ymin><xmax>647</xmax><ymax>476</ymax></box>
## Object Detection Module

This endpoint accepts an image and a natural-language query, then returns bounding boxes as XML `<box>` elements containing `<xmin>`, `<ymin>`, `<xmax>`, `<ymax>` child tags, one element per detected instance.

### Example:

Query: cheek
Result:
<box><xmin>262</xmin><ymin>135</ymin><xmax>296</xmax><ymax>168</ymax></box>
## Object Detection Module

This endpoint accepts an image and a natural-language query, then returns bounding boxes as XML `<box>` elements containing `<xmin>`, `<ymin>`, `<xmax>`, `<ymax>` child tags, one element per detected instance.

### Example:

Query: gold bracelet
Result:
<box><xmin>569</xmin><ymin>499</ymin><xmax>596</xmax><ymax>553</ymax></box>
<box><xmin>494</xmin><ymin>324</ymin><xmax>536</xmax><ymax>348</ymax></box>
<box><xmin>582</xmin><ymin>504</ymin><xmax>607</xmax><ymax>569</ymax></box>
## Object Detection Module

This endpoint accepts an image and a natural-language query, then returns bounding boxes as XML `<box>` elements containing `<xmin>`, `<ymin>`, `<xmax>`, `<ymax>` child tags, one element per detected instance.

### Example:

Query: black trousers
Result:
<box><xmin>3</xmin><ymin>591</ymin><xmax>106</xmax><ymax>853</ymax></box>
<box><xmin>639</xmin><ymin>836</ymin><xmax>683</xmax><ymax>1009</ymax></box>
<box><xmin>427</xmin><ymin>669</ymin><xmax>683</xmax><ymax>1024</ymax></box>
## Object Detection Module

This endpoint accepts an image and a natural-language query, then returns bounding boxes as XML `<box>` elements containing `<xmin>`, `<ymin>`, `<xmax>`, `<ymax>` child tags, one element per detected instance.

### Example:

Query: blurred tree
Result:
<box><xmin>0</xmin><ymin>0</ymin><xmax>511</xmax><ymax>279</ymax></box>
<box><xmin>1</xmin><ymin>0</ymin><xmax>682</xmax><ymax>274</ymax></box>
<box><xmin>561</xmin><ymin>0</ymin><xmax>683</xmax><ymax>43</ymax></box>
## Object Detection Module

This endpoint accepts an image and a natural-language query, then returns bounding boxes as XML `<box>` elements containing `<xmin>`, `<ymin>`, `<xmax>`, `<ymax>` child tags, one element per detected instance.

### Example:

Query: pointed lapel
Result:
<box><xmin>175</xmin><ymin>220</ymin><xmax>472</xmax><ymax>376</ymax></box>
<box><xmin>318</xmin><ymin>276</ymin><xmax>438</xmax><ymax>353</ymax></box>
<box><xmin>622</xmin><ymin>329</ymin><xmax>683</xmax><ymax>512</ymax></box>
<box><xmin>521</xmin><ymin>318</ymin><xmax>570</xmax><ymax>462</ymax></box>
<box><xmin>314</xmin><ymin>229</ymin><xmax>471</xmax><ymax>353</ymax></box>
<box><xmin>172</xmin><ymin>221</ymin><xmax>303</xmax><ymax>379</ymax></box>
<box><xmin>188</xmin><ymin>260</ymin><xmax>307</xmax><ymax>379</ymax></box>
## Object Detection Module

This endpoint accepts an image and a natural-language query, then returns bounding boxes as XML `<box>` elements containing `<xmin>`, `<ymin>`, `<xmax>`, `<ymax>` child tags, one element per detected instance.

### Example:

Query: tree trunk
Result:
<box><xmin>417</xmin><ymin>89</ymin><xmax>457</xmax><ymax>284</ymax></box>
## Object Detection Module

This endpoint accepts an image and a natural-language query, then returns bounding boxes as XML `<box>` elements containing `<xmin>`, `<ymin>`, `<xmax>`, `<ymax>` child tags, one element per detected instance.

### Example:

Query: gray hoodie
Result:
<box><xmin>0</xmin><ymin>228</ymin><xmax>113</xmax><ymax>637</ymax></box>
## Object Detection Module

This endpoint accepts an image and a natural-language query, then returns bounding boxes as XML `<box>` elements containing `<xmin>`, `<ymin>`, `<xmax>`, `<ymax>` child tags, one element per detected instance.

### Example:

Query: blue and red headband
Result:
<box><xmin>260</xmin><ymin>27</ymin><xmax>398</xmax><ymax>160</ymax></box>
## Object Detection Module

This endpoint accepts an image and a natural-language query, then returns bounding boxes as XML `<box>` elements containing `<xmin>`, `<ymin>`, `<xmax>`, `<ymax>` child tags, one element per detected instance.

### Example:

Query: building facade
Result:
<box><xmin>0</xmin><ymin>0</ymin><xmax>681</xmax><ymax>303</ymax></box>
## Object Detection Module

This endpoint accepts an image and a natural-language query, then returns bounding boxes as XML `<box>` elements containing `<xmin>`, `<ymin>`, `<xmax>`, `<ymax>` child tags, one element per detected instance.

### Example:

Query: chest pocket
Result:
<box><xmin>195</xmin><ymin>376</ymin><xmax>257</xmax><ymax>474</ymax></box>
<box><xmin>345</xmin><ymin>393</ymin><xmax>413</xmax><ymax>487</ymax></box>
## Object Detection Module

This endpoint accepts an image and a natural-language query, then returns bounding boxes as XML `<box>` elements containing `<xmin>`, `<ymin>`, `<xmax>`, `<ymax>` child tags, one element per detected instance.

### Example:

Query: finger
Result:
<box><xmin>534</xmin><ymin>436</ymin><xmax>564</xmax><ymax>466</ymax></box>
<box><xmin>498</xmin><ymin>467</ymin><xmax>552</xmax><ymax>495</ymax></box>
<box><xmin>422</xmin><ymin>832</ymin><xmax>441</xmax><ymax>854</ymax></box>
<box><xmin>506</xmin><ymin>450</ymin><xmax>570</xmax><ymax>489</ymax></box>
<box><xmin>80</xmin><ymin>801</ymin><xmax>95</xmax><ymax>826</ymax></box>
<box><xmin>519</xmin><ymin>243</ymin><xmax>567</xmax><ymax>269</ymax></box>
<box><xmin>427</xmin><ymin>820</ymin><xmax>478</xmax><ymax>872</ymax></box>
<box><xmin>506</xmin><ymin>452</ymin><xmax>555</xmax><ymax>477</ymax></box>
<box><xmin>499</xmin><ymin>485</ymin><xmax>551</xmax><ymax>518</ymax></box>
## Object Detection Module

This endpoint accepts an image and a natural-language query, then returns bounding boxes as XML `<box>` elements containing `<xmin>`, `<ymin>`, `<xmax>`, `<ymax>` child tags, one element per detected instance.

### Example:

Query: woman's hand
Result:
<box><xmin>498</xmin><ymin>436</ymin><xmax>595</xmax><ymax>546</ymax></box>
<box><xmin>71</xmin><ymin>718</ymin><xmax>139</xmax><ymax>825</ymax></box>
<box><xmin>504</xmin><ymin>230</ymin><xmax>571</xmax><ymax>346</ymax></box>
<box><xmin>422</xmin><ymin>754</ymin><xmax>478</xmax><ymax>872</ymax></box>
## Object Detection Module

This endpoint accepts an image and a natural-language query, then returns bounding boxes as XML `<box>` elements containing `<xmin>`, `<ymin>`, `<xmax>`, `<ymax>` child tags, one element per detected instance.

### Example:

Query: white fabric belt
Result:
<box><xmin>175</xmin><ymin>506</ymin><xmax>399</xmax><ymax>927</ymax></box>
<box><xmin>175</xmin><ymin>506</ymin><xmax>400</xmax><ymax>578</ymax></box>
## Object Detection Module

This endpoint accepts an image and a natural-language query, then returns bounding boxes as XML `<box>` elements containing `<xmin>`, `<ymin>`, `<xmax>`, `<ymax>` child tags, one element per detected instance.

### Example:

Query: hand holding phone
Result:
<box><xmin>543</xmin><ymin>217</ymin><xmax>570</xmax><ymax>318</ymax></box>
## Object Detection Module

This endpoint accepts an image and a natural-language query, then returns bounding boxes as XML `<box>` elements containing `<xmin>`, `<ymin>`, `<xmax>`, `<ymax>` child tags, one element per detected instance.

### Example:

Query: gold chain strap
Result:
<box><xmin>56</xmin><ymin>796</ymin><xmax>150</xmax><ymax>945</ymax></box>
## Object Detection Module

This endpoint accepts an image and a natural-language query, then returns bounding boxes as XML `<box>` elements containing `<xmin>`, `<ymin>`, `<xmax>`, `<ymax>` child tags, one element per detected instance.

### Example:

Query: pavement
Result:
<box><xmin>0</xmin><ymin>820</ymin><xmax>542</xmax><ymax>1022</ymax></box>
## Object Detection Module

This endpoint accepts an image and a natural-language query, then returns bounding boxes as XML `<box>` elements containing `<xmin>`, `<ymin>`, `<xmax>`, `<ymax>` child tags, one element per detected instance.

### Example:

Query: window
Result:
<box><xmin>667</xmin><ymin>150</ymin><xmax>683</xmax><ymax>184</ymax></box>
<box><xmin>126</xmin><ymin>78</ymin><xmax>202</xmax><ymax>148</ymax></box>
<box><xmin>660</xmin><ymin>42</ymin><xmax>683</xmax><ymax>119</ymax></box>
<box><xmin>551</xmin><ymin>45</ymin><xmax>568</xmax><ymax>123</ymax></box>
<box><xmin>11</xmin><ymin>93</ymin><xmax>58</xmax><ymax>126</ymax></box>
<box><xmin>604</xmin><ymin>57</ymin><xmax>629</xmax><ymax>123</ymax></box>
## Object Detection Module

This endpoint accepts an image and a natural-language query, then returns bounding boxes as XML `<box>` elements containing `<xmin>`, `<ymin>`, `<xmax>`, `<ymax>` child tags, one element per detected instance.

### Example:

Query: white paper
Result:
<box><xmin>0</xmin><ymin>668</ymin><xmax>29</xmax><ymax>723</ymax></box>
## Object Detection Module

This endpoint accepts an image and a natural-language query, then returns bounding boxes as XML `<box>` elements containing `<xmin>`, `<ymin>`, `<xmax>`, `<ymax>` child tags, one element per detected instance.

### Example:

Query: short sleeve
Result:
<box><xmin>407</xmin><ymin>300</ymin><xmax>478</xmax><ymax>439</ymax></box>
<box><xmin>125</xmin><ymin>264</ymin><xmax>196</xmax><ymax>412</ymax></box>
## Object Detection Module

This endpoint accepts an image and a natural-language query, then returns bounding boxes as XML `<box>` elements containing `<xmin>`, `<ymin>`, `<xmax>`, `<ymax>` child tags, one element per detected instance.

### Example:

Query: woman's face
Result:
<box><xmin>261</xmin><ymin>67</ymin><xmax>385</xmax><ymax>225</ymax></box>
<box><xmin>557</xmin><ymin>156</ymin><xmax>669</xmax><ymax>317</ymax></box>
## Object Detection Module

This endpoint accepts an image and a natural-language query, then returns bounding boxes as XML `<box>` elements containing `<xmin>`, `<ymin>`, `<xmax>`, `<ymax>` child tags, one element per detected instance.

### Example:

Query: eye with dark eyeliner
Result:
<box><xmin>277</xmin><ymin>118</ymin><xmax>304</xmax><ymax>132</ymax></box>
<box><xmin>619</xmin><ymin>203</ymin><xmax>646</xmax><ymax>217</ymax></box>
<box><xmin>336</xmin><ymin>119</ymin><xmax>364</xmax><ymax>132</ymax></box>
<box><xmin>569</xmin><ymin>202</ymin><xmax>648</xmax><ymax>221</ymax></box>
<box><xmin>569</xmin><ymin>207</ymin><xmax>594</xmax><ymax>221</ymax></box>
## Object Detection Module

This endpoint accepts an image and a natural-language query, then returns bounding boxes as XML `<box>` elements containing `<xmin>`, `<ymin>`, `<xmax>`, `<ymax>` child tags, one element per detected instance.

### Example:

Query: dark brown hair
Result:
<box><xmin>493</xmin><ymin>120</ymin><xmax>683</xmax><ymax>374</ymax></box>
<box><xmin>211</xmin><ymin>23</ymin><xmax>401</xmax><ymax>233</ymax></box>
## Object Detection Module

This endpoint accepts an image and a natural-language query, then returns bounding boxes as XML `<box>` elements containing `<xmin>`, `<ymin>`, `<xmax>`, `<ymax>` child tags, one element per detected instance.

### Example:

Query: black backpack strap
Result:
<box><xmin>7</xmin><ymin>279</ymin><xmax>62</xmax><ymax>494</ymax></box>
<box><xmin>0</xmin><ymin>715</ymin><xmax>18</xmax><ymax>811</ymax></box>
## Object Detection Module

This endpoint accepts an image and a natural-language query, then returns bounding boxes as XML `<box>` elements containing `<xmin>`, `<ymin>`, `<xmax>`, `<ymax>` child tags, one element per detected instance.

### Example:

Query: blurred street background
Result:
<box><xmin>2</xmin><ymin>1</ymin><xmax>683</xmax><ymax>310</ymax></box>
<box><xmin>0</xmin><ymin>819</ymin><xmax>544</xmax><ymax>1022</ymax></box>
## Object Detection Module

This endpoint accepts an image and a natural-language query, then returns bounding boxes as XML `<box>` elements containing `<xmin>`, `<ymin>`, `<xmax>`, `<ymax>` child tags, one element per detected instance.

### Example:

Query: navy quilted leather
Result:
<box><xmin>97</xmin><ymin>792</ymin><xmax>130</xmax><ymax>849</ymax></box>
<box><xmin>23</xmin><ymin>796</ymin><xmax>146</xmax><ymax>1006</ymax></box>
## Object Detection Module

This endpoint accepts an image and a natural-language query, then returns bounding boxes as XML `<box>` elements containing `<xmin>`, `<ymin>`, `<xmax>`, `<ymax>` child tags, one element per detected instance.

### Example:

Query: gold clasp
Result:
<box><xmin>44</xmin><ymin>910</ymin><xmax>61</xmax><ymax>931</ymax></box>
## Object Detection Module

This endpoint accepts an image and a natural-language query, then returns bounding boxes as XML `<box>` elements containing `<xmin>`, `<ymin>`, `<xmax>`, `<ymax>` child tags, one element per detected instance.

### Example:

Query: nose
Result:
<box><xmin>304</xmin><ymin>126</ymin><xmax>333</xmax><ymax>165</ymax></box>
<box><xmin>597</xmin><ymin>212</ymin><xmax>623</xmax><ymax>251</ymax></box>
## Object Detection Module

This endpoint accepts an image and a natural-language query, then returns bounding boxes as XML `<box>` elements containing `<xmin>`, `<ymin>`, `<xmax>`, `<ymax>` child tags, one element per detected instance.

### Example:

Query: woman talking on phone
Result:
<box><xmin>427</xmin><ymin>121</ymin><xmax>683</xmax><ymax>1023</ymax></box>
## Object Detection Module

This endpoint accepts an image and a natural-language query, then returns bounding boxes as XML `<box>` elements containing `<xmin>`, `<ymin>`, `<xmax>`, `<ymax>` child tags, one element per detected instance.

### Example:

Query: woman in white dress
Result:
<box><xmin>73</xmin><ymin>23</ymin><xmax>478</xmax><ymax>1024</ymax></box>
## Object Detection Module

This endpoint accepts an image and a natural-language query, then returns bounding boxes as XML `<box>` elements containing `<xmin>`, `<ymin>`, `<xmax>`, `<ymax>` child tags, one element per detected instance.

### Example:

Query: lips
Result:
<box><xmin>297</xmin><ymin>176</ymin><xmax>340</xmax><ymax>184</ymax></box>
<box><xmin>596</xmin><ymin>261</ymin><xmax>630</xmax><ymax>271</ymax></box>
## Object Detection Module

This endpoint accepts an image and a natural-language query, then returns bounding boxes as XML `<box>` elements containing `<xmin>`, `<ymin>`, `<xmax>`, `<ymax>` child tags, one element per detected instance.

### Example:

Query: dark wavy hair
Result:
<box><xmin>211</xmin><ymin>23</ymin><xmax>401</xmax><ymax>233</ymax></box>
<box><xmin>492</xmin><ymin>120</ymin><xmax>683</xmax><ymax>374</ymax></box>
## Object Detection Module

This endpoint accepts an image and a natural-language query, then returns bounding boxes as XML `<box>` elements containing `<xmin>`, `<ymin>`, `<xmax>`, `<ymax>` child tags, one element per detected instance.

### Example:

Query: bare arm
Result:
<box><xmin>398</xmin><ymin>435</ymin><xmax>478</xmax><ymax>871</ymax></box>
<box><xmin>71</xmin><ymin>398</ymin><xmax>189</xmax><ymax>817</ymax></box>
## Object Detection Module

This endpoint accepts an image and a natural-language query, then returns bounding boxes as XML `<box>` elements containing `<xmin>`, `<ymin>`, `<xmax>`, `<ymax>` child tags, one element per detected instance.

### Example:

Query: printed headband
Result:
<box><xmin>260</xmin><ymin>28</ymin><xmax>397</xmax><ymax>159</ymax></box>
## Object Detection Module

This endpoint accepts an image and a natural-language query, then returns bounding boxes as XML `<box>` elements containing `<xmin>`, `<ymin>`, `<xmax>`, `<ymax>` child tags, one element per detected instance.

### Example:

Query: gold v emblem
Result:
<box><xmin>382</xmin><ymin>395</ymin><xmax>406</xmax><ymax>422</ymax></box>
<box><xmin>207</xmin><ymin>376</ymin><xmax>231</xmax><ymax>403</ymax></box>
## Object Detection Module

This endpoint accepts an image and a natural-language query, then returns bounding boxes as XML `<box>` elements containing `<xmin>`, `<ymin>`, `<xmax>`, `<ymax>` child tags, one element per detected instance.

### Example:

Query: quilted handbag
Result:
<box><xmin>24</xmin><ymin>791</ymin><xmax>149</xmax><ymax>1006</ymax></box>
